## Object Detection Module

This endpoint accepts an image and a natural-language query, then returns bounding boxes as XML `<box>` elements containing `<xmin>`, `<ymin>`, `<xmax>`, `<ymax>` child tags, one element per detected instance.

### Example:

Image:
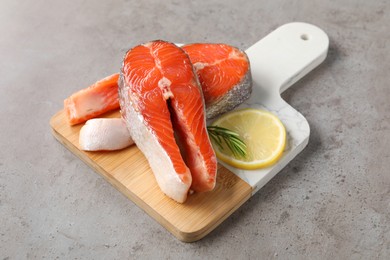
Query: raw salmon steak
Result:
<box><xmin>64</xmin><ymin>73</ymin><xmax>119</xmax><ymax>125</ymax></box>
<box><xmin>119</xmin><ymin>40</ymin><xmax>217</xmax><ymax>203</ymax></box>
<box><xmin>182</xmin><ymin>43</ymin><xmax>252</xmax><ymax>119</ymax></box>
<box><xmin>64</xmin><ymin>44</ymin><xmax>251</xmax><ymax>125</ymax></box>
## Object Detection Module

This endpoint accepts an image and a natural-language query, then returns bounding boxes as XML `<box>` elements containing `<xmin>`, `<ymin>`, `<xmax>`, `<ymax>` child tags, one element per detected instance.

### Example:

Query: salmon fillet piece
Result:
<box><xmin>64</xmin><ymin>73</ymin><xmax>119</xmax><ymax>125</ymax></box>
<box><xmin>182</xmin><ymin>43</ymin><xmax>252</xmax><ymax>119</ymax></box>
<box><xmin>79</xmin><ymin>118</ymin><xmax>133</xmax><ymax>151</ymax></box>
<box><xmin>64</xmin><ymin>44</ymin><xmax>251</xmax><ymax>125</ymax></box>
<box><xmin>119</xmin><ymin>40</ymin><xmax>217</xmax><ymax>202</ymax></box>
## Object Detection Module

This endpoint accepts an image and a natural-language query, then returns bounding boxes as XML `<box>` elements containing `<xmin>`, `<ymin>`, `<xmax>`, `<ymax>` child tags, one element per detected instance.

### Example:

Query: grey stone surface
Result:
<box><xmin>1</xmin><ymin>0</ymin><xmax>389</xmax><ymax>259</ymax></box>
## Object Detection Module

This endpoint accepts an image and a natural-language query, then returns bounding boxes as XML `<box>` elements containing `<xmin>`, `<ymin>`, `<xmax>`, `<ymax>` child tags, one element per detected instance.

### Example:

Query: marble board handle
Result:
<box><xmin>245</xmin><ymin>22</ymin><xmax>329</xmax><ymax>95</ymax></box>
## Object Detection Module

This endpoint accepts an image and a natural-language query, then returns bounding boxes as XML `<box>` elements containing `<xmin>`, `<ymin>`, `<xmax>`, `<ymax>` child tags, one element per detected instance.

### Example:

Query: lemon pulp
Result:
<box><xmin>211</xmin><ymin>108</ymin><xmax>286</xmax><ymax>170</ymax></box>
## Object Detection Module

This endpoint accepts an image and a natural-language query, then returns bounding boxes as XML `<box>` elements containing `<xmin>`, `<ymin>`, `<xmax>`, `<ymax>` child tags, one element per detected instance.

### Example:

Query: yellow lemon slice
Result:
<box><xmin>210</xmin><ymin>108</ymin><xmax>286</xmax><ymax>170</ymax></box>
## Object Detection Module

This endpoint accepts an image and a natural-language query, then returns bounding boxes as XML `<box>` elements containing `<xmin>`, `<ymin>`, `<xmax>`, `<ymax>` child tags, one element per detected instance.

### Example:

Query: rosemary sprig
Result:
<box><xmin>207</xmin><ymin>125</ymin><xmax>247</xmax><ymax>159</ymax></box>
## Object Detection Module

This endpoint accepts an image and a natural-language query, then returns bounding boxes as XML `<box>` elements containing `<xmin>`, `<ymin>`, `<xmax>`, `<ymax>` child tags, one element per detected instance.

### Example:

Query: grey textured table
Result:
<box><xmin>1</xmin><ymin>0</ymin><xmax>389</xmax><ymax>259</ymax></box>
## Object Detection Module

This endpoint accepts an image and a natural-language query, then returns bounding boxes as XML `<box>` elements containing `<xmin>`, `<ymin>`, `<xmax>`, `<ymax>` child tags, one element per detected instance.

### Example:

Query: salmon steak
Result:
<box><xmin>64</xmin><ymin>44</ymin><xmax>251</xmax><ymax>125</ymax></box>
<box><xmin>119</xmin><ymin>40</ymin><xmax>217</xmax><ymax>203</ymax></box>
<box><xmin>64</xmin><ymin>73</ymin><xmax>119</xmax><ymax>125</ymax></box>
<box><xmin>182</xmin><ymin>43</ymin><xmax>252</xmax><ymax>119</ymax></box>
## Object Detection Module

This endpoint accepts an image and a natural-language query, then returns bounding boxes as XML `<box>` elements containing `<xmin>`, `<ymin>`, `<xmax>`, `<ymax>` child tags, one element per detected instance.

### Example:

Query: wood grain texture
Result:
<box><xmin>50</xmin><ymin>109</ymin><xmax>252</xmax><ymax>242</ymax></box>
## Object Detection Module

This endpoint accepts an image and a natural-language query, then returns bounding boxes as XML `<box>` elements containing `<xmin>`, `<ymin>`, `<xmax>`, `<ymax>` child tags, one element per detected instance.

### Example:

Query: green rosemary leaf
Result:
<box><xmin>207</xmin><ymin>125</ymin><xmax>247</xmax><ymax>159</ymax></box>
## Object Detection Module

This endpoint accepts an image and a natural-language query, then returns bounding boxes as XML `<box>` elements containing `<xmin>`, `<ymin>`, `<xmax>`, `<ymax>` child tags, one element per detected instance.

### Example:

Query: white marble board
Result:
<box><xmin>218</xmin><ymin>22</ymin><xmax>329</xmax><ymax>195</ymax></box>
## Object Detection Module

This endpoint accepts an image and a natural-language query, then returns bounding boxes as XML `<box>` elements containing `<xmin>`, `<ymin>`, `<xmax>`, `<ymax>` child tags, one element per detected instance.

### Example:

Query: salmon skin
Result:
<box><xmin>182</xmin><ymin>43</ymin><xmax>252</xmax><ymax>119</ymax></box>
<box><xmin>119</xmin><ymin>40</ymin><xmax>217</xmax><ymax>203</ymax></box>
<box><xmin>64</xmin><ymin>73</ymin><xmax>119</xmax><ymax>125</ymax></box>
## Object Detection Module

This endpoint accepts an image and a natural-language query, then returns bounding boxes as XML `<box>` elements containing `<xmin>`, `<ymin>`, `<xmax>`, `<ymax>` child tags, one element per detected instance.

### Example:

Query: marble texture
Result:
<box><xmin>1</xmin><ymin>0</ymin><xmax>389</xmax><ymax>259</ymax></box>
<box><xmin>229</xmin><ymin>23</ymin><xmax>328</xmax><ymax>194</ymax></box>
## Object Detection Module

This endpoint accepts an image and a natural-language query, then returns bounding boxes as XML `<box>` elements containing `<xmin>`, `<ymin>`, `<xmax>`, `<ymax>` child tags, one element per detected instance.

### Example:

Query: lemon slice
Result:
<box><xmin>211</xmin><ymin>108</ymin><xmax>286</xmax><ymax>170</ymax></box>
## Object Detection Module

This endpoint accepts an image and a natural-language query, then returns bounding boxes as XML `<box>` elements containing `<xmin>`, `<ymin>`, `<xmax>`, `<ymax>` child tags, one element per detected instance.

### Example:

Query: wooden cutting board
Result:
<box><xmin>50</xmin><ymin>23</ymin><xmax>328</xmax><ymax>242</ymax></box>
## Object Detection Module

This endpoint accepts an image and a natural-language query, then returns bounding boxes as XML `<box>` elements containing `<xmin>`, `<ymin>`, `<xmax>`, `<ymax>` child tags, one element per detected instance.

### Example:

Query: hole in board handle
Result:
<box><xmin>300</xmin><ymin>34</ymin><xmax>309</xmax><ymax>41</ymax></box>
